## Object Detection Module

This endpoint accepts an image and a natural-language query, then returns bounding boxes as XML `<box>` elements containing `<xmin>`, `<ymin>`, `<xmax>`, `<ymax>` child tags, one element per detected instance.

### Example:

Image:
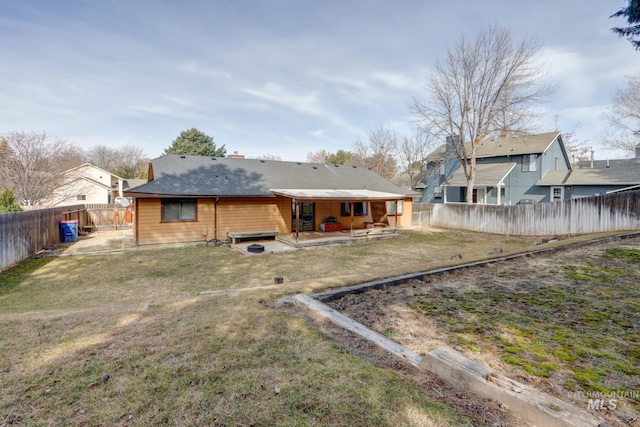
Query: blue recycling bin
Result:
<box><xmin>60</xmin><ymin>220</ymin><xmax>78</xmax><ymax>243</ymax></box>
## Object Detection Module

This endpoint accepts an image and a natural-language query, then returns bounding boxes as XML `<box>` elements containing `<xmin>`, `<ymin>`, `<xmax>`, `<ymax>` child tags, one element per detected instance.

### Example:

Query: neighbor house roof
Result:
<box><xmin>427</xmin><ymin>131</ymin><xmax>561</xmax><ymax>162</ymax></box>
<box><xmin>126</xmin><ymin>155</ymin><xmax>419</xmax><ymax>199</ymax></box>
<box><xmin>537</xmin><ymin>158</ymin><xmax>640</xmax><ymax>186</ymax></box>
<box><xmin>123</xmin><ymin>179</ymin><xmax>147</xmax><ymax>190</ymax></box>
<box><xmin>443</xmin><ymin>162</ymin><xmax>516</xmax><ymax>187</ymax></box>
<box><xmin>63</xmin><ymin>163</ymin><xmax>124</xmax><ymax>180</ymax></box>
<box><xmin>473</xmin><ymin>132</ymin><xmax>560</xmax><ymax>158</ymax></box>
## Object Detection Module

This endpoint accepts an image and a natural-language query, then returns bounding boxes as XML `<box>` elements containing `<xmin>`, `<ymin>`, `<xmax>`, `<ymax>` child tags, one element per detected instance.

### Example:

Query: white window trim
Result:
<box><xmin>386</xmin><ymin>200</ymin><xmax>403</xmax><ymax>215</ymax></box>
<box><xmin>551</xmin><ymin>186</ymin><xmax>564</xmax><ymax>201</ymax></box>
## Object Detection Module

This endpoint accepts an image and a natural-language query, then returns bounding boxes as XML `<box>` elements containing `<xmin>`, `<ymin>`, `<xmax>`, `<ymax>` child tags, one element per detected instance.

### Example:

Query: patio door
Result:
<box><xmin>292</xmin><ymin>202</ymin><xmax>315</xmax><ymax>232</ymax></box>
<box><xmin>472</xmin><ymin>188</ymin><xmax>486</xmax><ymax>204</ymax></box>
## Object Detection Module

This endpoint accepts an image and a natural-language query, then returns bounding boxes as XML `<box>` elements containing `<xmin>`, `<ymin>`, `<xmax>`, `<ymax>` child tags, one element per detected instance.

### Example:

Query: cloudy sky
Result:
<box><xmin>1</xmin><ymin>0</ymin><xmax>638</xmax><ymax>162</ymax></box>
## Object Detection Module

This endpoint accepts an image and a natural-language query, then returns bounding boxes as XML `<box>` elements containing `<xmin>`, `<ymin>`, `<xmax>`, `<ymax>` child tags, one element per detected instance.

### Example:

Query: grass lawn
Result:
<box><xmin>0</xmin><ymin>229</ymin><xmax>627</xmax><ymax>425</ymax></box>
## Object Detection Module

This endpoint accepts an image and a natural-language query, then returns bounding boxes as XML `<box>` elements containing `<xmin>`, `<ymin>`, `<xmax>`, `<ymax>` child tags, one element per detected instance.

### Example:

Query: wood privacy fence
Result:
<box><xmin>0</xmin><ymin>205</ymin><xmax>85</xmax><ymax>272</ymax></box>
<box><xmin>85</xmin><ymin>204</ymin><xmax>133</xmax><ymax>230</ymax></box>
<box><xmin>414</xmin><ymin>190</ymin><xmax>640</xmax><ymax>236</ymax></box>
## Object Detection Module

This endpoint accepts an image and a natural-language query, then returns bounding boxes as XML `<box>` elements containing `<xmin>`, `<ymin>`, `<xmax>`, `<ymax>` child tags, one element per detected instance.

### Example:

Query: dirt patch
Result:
<box><xmin>281</xmin><ymin>237</ymin><xmax>640</xmax><ymax>426</ymax></box>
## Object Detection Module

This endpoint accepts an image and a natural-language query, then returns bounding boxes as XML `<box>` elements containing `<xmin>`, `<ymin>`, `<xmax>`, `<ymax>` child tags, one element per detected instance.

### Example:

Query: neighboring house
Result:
<box><xmin>125</xmin><ymin>155</ymin><xmax>419</xmax><ymax>246</ymax></box>
<box><xmin>537</xmin><ymin>144</ymin><xmax>640</xmax><ymax>199</ymax></box>
<box><xmin>422</xmin><ymin>132</ymin><xmax>572</xmax><ymax>205</ymax></box>
<box><xmin>48</xmin><ymin>163</ymin><xmax>125</xmax><ymax>206</ymax></box>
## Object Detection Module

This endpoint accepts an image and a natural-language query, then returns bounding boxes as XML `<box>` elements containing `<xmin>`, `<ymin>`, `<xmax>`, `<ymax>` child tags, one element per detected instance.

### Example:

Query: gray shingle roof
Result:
<box><xmin>568</xmin><ymin>158</ymin><xmax>640</xmax><ymax>185</ymax></box>
<box><xmin>126</xmin><ymin>155</ymin><xmax>417</xmax><ymax>197</ymax></box>
<box><xmin>427</xmin><ymin>131</ymin><xmax>561</xmax><ymax>161</ymax></box>
<box><xmin>538</xmin><ymin>158</ymin><xmax>640</xmax><ymax>186</ymax></box>
<box><xmin>474</xmin><ymin>132</ymin><xmax>560</xmax><ymax>157</ymax></box>
<box><xmin>443</xmin><ymin>163</ymin><xmax>516</xmax><ymax>187</ymax></box>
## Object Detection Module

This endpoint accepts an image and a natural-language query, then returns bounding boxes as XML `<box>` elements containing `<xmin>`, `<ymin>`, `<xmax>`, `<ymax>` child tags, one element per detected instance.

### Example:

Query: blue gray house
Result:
<box><xmin>422</xmin><ymin>132</ymin><xmax>572</xmax><ymax>204</ymax></box>
<box><xmin>537</xmin><ymin>144</ymin><xmax>640</xmax><ymax>198</ymax></box>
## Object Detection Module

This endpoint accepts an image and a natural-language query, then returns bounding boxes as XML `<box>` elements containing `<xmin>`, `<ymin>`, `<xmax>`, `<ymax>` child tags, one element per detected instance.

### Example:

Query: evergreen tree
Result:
<box><xmin>0</xmin><ymin>188</ymin><xmax>22</xmax><ymax>213</ymax></box>
<box><xmin>164</xmin><ymin>128</ymin><xmax>226</xmax><ymax>157</ymax></box>
<box><xmin>611</xmin><ymin>0</ymin><xmax>640</xmax><ymax>50</ymax></box>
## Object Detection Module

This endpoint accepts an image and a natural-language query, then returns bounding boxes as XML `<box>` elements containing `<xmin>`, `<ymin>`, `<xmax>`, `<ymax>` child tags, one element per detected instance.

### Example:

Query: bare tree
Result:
<box><xmin>602</xmin><ymin>73</ymin><xmax>640</xmax><ymax>157</ymax></box>
<box><xmin>306</xmin><ymin>149</ymin><xmax>331</xmax><ymax>163</ymax></box>
<box><xmin>411</xmin><ymin>25</ymin><xmax>555</xmax><ymax>203</ymax></box>
<box><xmin>396</xmin><ymin>129</ymin><xmax>436</xmax><ymax>190</ymax></box>
<box><xmin>1</xmin><ymin>131</ymin><xmax>85</xmax><ymax>205</ymax></box>
<box><xmin>255</xmin><ymin>154</ymin><xmax>283</xmax><ymax>161</ymax></box>
<box><xmin>550</xmin><ymin>116</ymin><xmax>592</xmax><ymax>164</ymax></box>
<box><xmin>352</xmin><ymin>126</ymin><xmax>399</xmax><ymax>179</ymax></box>
<box><xmin>85</xmin><ymin>145</ymin><xmax>149</xmax><ymax>178</ymax></box>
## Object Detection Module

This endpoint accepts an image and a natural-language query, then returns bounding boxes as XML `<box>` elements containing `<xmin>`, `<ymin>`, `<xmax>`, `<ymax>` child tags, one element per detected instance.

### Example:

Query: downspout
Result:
<box><xmin>134</xmin><ymin>197</ymin><xmax>139</xmax><ymax>246</ymax></box>
<box><xmin>214</xmin><ymin>197</ymin><xmax>219</xmax><ymax>242</ymax></box>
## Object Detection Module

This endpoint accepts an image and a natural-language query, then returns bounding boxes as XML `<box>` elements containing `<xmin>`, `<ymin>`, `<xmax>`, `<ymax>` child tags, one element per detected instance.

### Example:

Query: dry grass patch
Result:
<box><xmin>0</xmin><ymin>229</ymin><xmax>630</xmax><ymax>425</ymax></box>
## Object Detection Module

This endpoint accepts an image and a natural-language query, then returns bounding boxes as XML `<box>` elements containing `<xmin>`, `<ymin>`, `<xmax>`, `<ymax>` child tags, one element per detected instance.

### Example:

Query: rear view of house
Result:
<box><xmin>422</xmin><ymin>132</ymin><xmax>571</xmax><ymax>205</ymax></box>
<box><xmin>126</xmin><ymin>155</ymin><xmax>419</xmax><ymax>246</ymax></box>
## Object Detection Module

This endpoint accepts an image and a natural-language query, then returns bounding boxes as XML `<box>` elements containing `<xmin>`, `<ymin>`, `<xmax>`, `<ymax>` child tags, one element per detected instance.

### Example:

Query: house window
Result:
<box><xmin>162</xmin><ymin>199</ymin><xmax>197</xmax><ymax>221</ymax></box>
<box><xmin>77</xmin><ymin>195</ymin><xmax>86</xmax><ymax>201</ymax></box>
<box><xmin>439</xmin><ymin>162</ymin><xmax>446</xmax><ymax>176</ymax></box>
<box><xmin>489</xmin><ymin>187</ymin><xmax>505</xmax><ymax>198</ymax></box>
<box><xmin>341</xmin><ymin>202</ymin><xmax>367</xmax><ymax>216</ymax></box>
<box><xmin>385</xmin><ymin>200</ymin><xmax>403</xmax><ymax>215</ymax></box>
<box><xmin>554</xmin><ymin>157</ymin><xmax>559</xmax><ymax>171</ymax></box>
<box><xmin>551</xmin><ymin>187</ymin><xmax>564</xmax><ymax>201</ymax></box>
<box><xmin>434</xmin><ymin>187</ymin><xmax>443</xmax><ymax>199</ymax></box>
<box><xmin>522</xmin><ymin>154</ymin><xmax>537</xmax><ymax>172</ymax></box>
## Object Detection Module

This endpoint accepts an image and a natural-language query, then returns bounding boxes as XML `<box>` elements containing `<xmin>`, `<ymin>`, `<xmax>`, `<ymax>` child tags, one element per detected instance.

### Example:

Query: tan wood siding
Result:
<box><xmin>136</xmin><ymin>198</ymin><xmax>215</xmax><ymax>245</ymax></box>
<box><xmin>217</xmin><ymin>198</ymin><xmax>288</xmax><ymax>238</ymax></box>
<box><xmin>387</xmin><ymin>199</ymin><xmax>413</xmax><ymax>228</ymax></box>
<box><xmin>135</xmin><ymin>196</ymin><xmax>413</xmax><ymax>245</ymax></box>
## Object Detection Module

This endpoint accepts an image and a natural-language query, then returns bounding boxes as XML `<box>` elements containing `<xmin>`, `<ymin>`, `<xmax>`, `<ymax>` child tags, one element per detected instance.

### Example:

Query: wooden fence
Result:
<box><xmin>85</xmin><ymin>204</ymin><xmax>133</xmax><ymax>230</ymax></box>
<box><xmin>415</xmin><ymin>190</ymin><xmax>640</xmax><ymax>236</ymax></box>
<box><xmin>0</xmin><ymin>205</ymin><xmax>86</xmax><ymax>272</ymax></box>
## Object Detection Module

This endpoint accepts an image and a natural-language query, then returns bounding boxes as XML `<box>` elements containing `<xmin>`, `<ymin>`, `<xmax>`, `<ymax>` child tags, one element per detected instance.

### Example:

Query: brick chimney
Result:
<box><xmin>227</xmin><ymin>151</ymin><xmax>245</xmax><ymax>159</ymax></box>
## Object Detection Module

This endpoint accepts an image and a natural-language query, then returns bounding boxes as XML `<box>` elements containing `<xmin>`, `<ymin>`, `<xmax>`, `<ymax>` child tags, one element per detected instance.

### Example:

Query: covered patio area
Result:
<box><xmin>231</xmin><ymin>229</ymin><xmax>404</xmax><ymax>254</ymax></box>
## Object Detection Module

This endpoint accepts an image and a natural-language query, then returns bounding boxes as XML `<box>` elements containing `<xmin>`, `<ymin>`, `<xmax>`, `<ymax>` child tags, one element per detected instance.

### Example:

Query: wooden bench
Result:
<box><xmin>227</xmin><ymin>230</ymin><xmax>278</xmax><ymax>245</ymax></box>
<box><xmin>351</xmin><ymin>228</ymin><xmax>398</xmax><ymax>238</ymax></box>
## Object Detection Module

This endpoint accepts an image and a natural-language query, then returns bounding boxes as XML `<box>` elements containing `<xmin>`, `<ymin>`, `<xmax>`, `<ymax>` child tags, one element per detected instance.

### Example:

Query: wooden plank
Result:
<box><xmin>292</xmin><ymin>294</ymin><xmax>422</xmax><ymax>366</ymax></box>
<box><xmin>228</xmin><ymin>230</ymin><xmax>278</xmax><ymax>244</ymax></box>
<box><xmin>420</xmin><ymin>347</ymin><xmax>602</xmax><ymax>427</ymax></box>
<box><xmin>293</xmin><ymin>289</ymin><xmax>603</xmax><ymax>427</ymax></box>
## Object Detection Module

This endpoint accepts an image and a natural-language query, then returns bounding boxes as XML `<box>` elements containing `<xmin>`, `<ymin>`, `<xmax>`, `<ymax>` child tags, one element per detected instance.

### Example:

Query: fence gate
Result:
<box><xmin>86</xmin><ymin>204</ymin><xmax>133</xmax><ymax>230</ymax></box>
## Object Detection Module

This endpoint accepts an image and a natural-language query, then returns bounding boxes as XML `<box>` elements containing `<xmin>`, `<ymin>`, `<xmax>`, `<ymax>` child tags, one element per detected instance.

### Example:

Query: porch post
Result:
<box><xmin>350</xmin><ymin>202</ymin><xmax>354</xmax><ymax>237</ymax></box>
<box><xmin>394</xmin><ymin>200</ymin><xmax>398</xmax><ymax>228</ymax></box>
<box><xmin>443</xmin><ymin>186</ymin><xmax>447</xmax><ymax>204</ymax></box>
<box><xmin>497</xmin><ymin>185</ymin><xmax>502</xmax><ymax>205</ymax></box>
<box><xmin>295</xmin><ymin>200</ymin><xmax>300</xmax><ymax>242</ymax></box>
